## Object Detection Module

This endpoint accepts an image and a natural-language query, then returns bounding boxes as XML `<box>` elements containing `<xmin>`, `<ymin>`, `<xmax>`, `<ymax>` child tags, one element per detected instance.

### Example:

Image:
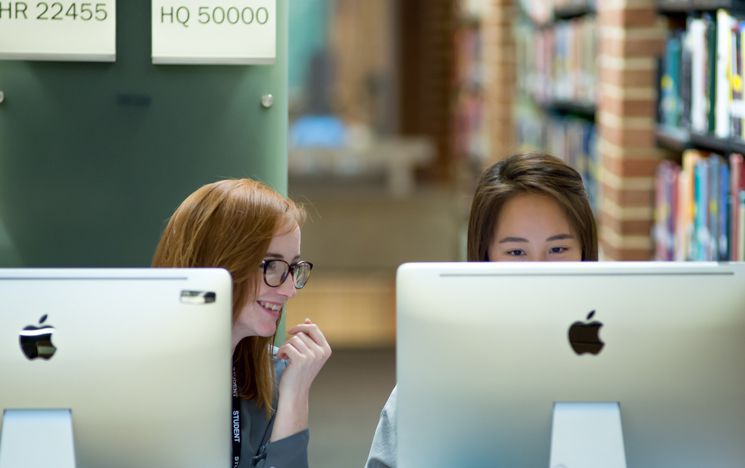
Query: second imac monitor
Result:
<box><xmin>0</xmin><ymin>268</ymin><xmax>232</xmax><ymax>468</ymax></box>
<box><xmin>396</xmin><ymin>262</ymin><xmax>745</xmax><ymax>467</ymax></box>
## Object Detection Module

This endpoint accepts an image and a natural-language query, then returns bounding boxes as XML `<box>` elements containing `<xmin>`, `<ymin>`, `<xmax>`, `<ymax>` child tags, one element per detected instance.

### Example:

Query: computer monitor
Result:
<box><xmin>0</xmin><ymin>268</ymin><xmax>232</xmax><ymax>468</ymax></box>
<box><xmin>396</xmin><ymin>262</ymin><xmax>745</xmax><ymax>468</ymax></box>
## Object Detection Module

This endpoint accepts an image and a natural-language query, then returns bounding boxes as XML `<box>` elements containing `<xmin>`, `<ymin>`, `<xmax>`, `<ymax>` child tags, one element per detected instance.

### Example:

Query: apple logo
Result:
<box><xmin>19</xmin><ymin>314</ymin><xmax>57</xmax><ymax>360</ymax></box>
<box><xmin>567</xmin><ymin>310</ymin><xmax>604</xmax><ymax>355</ymax></box>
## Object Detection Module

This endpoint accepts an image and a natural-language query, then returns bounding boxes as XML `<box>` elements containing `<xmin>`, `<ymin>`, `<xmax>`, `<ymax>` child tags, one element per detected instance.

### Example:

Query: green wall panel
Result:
<box><xmin>0</xmin><ymin>0</ymin><xmax>288</xmax><ymax>267</ymax></box>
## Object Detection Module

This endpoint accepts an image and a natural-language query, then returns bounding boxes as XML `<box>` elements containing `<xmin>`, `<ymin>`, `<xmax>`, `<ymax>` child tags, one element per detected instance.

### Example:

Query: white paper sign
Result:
<box><xmin>152</xmin><ymin>0</ymin><xmax>276</xmax><ymax>65</ymax></box>
<box><xmin>0</xmin><ymin>1</ymin><xmax>116</xmax><ymax>61</ymax></box>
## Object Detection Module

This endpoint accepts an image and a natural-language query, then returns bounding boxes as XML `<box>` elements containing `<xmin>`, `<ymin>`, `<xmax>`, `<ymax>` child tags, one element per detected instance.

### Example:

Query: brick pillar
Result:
<box><xmin>483</xmin><ymin>0</ymin><xmax>516</xmax><ymax>166</ymax></box>
<box><xmin>597</xmin><ymin>0</ymin><xmax>667</xmax><ymax>260</ymax></box>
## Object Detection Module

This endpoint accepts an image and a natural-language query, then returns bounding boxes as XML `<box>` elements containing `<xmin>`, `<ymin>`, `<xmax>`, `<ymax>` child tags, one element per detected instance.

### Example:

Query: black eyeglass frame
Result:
<box><xmin>259</xmin><ymin>259</ymin><xmax>314</xmax><ymax>289</ymax></box>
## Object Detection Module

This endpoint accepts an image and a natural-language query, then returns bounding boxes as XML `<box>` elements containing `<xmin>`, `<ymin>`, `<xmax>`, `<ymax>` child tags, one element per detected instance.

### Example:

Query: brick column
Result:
<box><xmin>483</xmin><ymin>0</ymin><xmax>516</xmax><ymax>166</ymax></box>
<box><xmin>597</xmin><ymin>0</ymin><xmax>668</xmax><ymax>260</ymax></box>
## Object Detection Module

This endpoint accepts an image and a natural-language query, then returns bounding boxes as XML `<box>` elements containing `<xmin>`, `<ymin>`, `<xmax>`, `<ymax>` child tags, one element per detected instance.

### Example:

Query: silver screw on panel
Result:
<box><xmin>260</xmin><ymin>94</ymin><xmax>273</xmax><ymax>109</ymax></box>
<box><xmin>0</xmin><ymin>91</ymin><xmax>4</xmax><ymax>104</ymax></box>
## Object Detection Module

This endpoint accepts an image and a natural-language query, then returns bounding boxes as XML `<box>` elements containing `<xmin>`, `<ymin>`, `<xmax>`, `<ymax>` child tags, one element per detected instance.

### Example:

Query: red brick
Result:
<box><xmin>603</xmin><ymin>155</ymin><xmax>661</xmax><ymax>178</ymax></box>
<box><xmin>601</xmin><ymin>241</ymin><xmax>654</xmax><ymax>261</ymax></box>
<box><xmin>598</xmin><ymin>7</ymin><xmax>657</xmax><ymax>28</ymax></box>
<box><xmin>600</xmin><ymin>66</ymin><xmax>657</xmax><ymax>88</ymax></box>
<box><xmin>601</xmin><ymin>95</ymin><xmax>656</xmax><ymax>117</ymax></box>
<box><xmin>601</xmin><ymin>183</ymin><xmax>655</xmax><ymax>206</ymax></box>
<box><xmin>602</xmin><ymin>35</ymin><xmax>665</xmax><ymax>59</ymax></box>
<box><xmin>600</xmin><ymin>123</ymin><xmax>655</xmax><ymax>147</ymax></box>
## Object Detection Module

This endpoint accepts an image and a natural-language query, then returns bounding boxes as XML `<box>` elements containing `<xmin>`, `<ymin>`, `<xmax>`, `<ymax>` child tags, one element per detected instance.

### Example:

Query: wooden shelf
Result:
<box><xmin>657</xmin><ymin>0</ymin><xmax>739</xmax><ymax>14</ymax></box>
<box><xmin>655</xmin><ymin>125</ymin><xmax>745</xmax><ymax>154</ymax></box>
<box><xmin>553</xmin><ymin>2</ymin><xmax>596</xmax><ymax>20</ymax></box>
<box><xmin>541</xmin><ymin>99</ymin><xmax>597</xmax><ymax>119</ymax></box>
<box><xmin>655</xmin><ymin>126</ymin><xmax>691</xmax><ymax>152</ymax></box>
<box><xmin>528</xmin><ymin>2</ymin><xmax>595</xmax><ymax>28</ymax></box>
<box><xmin>690</xmin><ymin>131</ymin><xmax>745</xmax><ymax>154</ymax></box>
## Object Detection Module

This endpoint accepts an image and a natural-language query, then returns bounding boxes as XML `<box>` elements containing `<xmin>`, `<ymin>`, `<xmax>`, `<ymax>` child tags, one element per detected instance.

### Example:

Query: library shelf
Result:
<box><xmin>542</xmin><ymin>99</ymin><xmax>596</xmax><ymax>119</ymax></box>
<box><xmin>657</xmin><ymin>0</ymin><xmax>741</xmax><ymax>14</ymax></box>
<box><xmin>553</xmin><ymin>2</ymin><xmax>596</xmax><ymax>21</ymax></box>
<box><xmin>655</xmin><ymin>126</ymin><xmax>691</xmax><ymax>152</ymax></box>
<box><xmin>655</xmin><ymin>126</ymin><xmax>745</xmax><ymax>154</ymax></box>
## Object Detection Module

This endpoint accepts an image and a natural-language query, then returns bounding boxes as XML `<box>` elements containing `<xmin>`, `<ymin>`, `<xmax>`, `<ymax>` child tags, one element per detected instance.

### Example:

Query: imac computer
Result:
<box><xmin>0</xmin><ymin>268</ymin><xmax>232</xmax><ymax>468</ymax></box>
<box><xmin>396</xmin><ymin>262</ymin><xmax>745</xmax><ymax>468</ymax></box>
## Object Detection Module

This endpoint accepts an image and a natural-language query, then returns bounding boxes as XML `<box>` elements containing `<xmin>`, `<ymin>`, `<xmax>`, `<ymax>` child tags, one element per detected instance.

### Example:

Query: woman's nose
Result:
<box><xmin>277</xmin><ymin>273</ymin><xmax>298</xmax><ymax>298</ymax></box>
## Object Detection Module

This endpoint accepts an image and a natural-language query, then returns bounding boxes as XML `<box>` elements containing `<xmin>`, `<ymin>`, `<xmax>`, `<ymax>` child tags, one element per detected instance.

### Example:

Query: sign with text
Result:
<box><xmin>152</xmin><ymin>0</ymin><xmax>276</xmax><ymax>65</ymax></box>
<box><xmin>0</xmin><ymin>1</ymin><xmax>116</xmax><ymax>61</ymax></box>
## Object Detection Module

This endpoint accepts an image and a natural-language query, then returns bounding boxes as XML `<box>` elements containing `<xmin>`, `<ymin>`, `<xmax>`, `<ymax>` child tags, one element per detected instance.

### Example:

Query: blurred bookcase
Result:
<box><xmin>484</xmin><ymin>0</ymin><xmax>671</xmax><ymax>260</ymax></box>
<box><xmin>653</xmin><ymin>1</ymin><xmax>745</xmax><ymax>260</ymax></box>
<box><xmin>514</xmin><ymin>0</ymin><xmax>601</xmax><ymax>212</ymax></box>
<box><xmin>453</xmin><ymin>0</ymin><xmax>489</xmax><ymax>167</ymax></box>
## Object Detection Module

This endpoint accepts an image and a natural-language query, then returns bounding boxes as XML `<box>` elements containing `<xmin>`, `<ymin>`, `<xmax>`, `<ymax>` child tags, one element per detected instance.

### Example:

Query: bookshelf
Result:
<box><xmin>544</xmin><ymin>100</ymin><xmax>597</xmax><ymax>119</ymax></box>
<box><xmin>553</xmin><ymin>2</ymin><xmax>595</xmax><ymax>20</ymax></box>
<box><xmin>515</xmin><ymin>0</ymin><xmax>600</xmax><ymax>212</ymax></box>
<box><xmin>486</xmin><ymin>0</ymin><xmax>671</xmax><ymax>260</ymax></box>
<box><xmin>655</xmin><ymin>126</ymin><xmax>690</xmax><ymax>152</ymax></box>
<box><xmin>657</xmin><ymin>1</ymin><xmax>742</xmax><ymax>14</ymax></box>
<box><xmin>653</xmin><ymin>2</ymin><xmax>745</xmax><ymax>260</ymax></box>
<box><xmin>452</xmin><ymin>0</ymin><xmax>488</xmax><ymax>165</ymax></box>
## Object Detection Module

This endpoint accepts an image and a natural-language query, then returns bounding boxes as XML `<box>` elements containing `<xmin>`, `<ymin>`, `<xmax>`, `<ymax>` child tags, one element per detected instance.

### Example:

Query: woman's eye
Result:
<box><xmin>549</xmin><ymin>246</ymin><xmax>569</xmax><ymax>254</ymax></box>
<box><xmin>506</xmin><ymin>249</ymin><xmax>526</xmax><ymax>257</ymax></box>
<box><xmin>265</xmin><ymin>262</ymin><xmax>282</xmax><ymax>273</ymax></box>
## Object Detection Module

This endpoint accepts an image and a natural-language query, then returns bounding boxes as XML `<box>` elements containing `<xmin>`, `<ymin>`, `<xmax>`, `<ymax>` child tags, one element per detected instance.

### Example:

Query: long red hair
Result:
<box><xmin>152</xmin><ymin>178</ymin><xmax>305</xmax><ymax>413</ymax></box>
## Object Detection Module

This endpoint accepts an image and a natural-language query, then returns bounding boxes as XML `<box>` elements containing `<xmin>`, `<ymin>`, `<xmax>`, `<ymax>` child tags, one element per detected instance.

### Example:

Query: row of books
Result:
<box><xmin>516</xmin><ymin>14</ymin><xmax>597</xmax><ymax>106</ymax></box>
<box><xmin>658</xmin><ymin>9</ymin><xmax>745</xmax><ymax>139</ymax></box>
<box><xmin>454</xmin><ymin>23</ymin><xmax>483</xmax><ymax>93</ymax></box>
<box><xmin>452</xmin><ymin>87</ymin><xmax>486</xmax><ymax>162</ymax></box>
<box><xmin>516</xmin><ymin>102</ymin><xmax>599</xmax><ymax>211</ymax></box>
<box><xmin>452</xmin><ymin>7</ymin><xmax>486</xmax><ymax>162</ymax></box>
<box><xmin>654</xmin><ymin>150</ymin><xmax>745</xmax><ymax>261</ymax></box>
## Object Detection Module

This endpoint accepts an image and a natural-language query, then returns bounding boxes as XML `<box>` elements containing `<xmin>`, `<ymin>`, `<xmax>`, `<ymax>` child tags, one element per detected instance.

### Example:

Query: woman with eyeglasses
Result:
<box><xmin>152</xmin><ymin>178</ymin><xmax>330</xmax><ymax>468</ymax></box>
<box><xmin>365</xmin><ymin>152</ymin><xmax>598</xmax><ymax>468</ymax></box>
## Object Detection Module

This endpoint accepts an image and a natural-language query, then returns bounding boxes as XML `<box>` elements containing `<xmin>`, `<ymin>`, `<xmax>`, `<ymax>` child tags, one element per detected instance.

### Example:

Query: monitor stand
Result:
<box><xmin>549</xmin><ymin>402</ymin><xmax>627</xmax><ymax>468</ymax></box>
<box><xmin>0</xmin><ymin>409</ymin><xmax>76</xmax><ymax>468</ymax></box>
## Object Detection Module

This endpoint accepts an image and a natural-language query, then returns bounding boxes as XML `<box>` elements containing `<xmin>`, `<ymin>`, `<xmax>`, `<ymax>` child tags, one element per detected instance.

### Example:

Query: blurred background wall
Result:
<box><xmin>0</xmin><ymin>0</ymin><xmax>290</xmax><ymax>267</ymax></box>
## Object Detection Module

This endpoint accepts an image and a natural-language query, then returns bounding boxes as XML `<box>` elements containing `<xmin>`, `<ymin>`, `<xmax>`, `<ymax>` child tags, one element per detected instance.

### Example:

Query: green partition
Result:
<box><xmin>0</xmin><ymin>1</ymin><xmax>288</xmax><ymax>267</ymax></box>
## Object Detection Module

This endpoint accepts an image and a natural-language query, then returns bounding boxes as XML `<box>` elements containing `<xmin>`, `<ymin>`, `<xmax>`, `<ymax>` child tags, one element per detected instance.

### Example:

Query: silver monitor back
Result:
<box><xmin>0</xmin><ymin>268</ymin><xmax>232</xmax><ymax>468</ymax></box>
<box><xmin>396</xmin><ymin>262</ymin><xmax>745</xmax><ymax>468</ymax></box>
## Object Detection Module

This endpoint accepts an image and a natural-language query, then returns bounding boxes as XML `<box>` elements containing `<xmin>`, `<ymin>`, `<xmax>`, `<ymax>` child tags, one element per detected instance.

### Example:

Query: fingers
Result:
<box><xmin>277</xmin><ymin>337</ymin><xmax>304</xmax><ymax>362</ymax></box>
<box><xmin>287</xmin><ymin>320</ymin><xmax>331</xmax><ymax>352</ymax></box>
<box><xmin>279</xmin><ymin>331</ymin><xmax>331</xmax><ymax>366</ymax></box>
<box><xmin>289</xmin><ymin>332</ymin><xmax>314</xmax><ymax>354</ymax></box>
<box><xmin>288</xmin><ymin>329</ymin><xmax>331</xmax><ymax>362</ymax></box>
<box><xmin>279</xmin><ymin>332</ymin><xmax>315</xmax><ymax>361</ymax></box>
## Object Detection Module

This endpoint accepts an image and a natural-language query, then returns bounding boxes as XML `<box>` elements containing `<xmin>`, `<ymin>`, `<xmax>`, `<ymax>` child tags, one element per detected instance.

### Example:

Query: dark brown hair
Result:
<box><xmin>152</xmin><ymin>178</ymin><xmax>305</xmax><ymax>414</ymax></box>
<box><xmin>467</xmin><ymin>152</ymin><xmax>598</xmax><ymax>262</ymax></box>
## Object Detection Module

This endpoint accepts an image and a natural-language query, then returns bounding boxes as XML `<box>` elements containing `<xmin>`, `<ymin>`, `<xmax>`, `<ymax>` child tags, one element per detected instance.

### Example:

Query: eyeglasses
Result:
<box><xmin>260</xmin><ymin>259</ymin><xmax>313</xmax><ymax>289</ymax></box>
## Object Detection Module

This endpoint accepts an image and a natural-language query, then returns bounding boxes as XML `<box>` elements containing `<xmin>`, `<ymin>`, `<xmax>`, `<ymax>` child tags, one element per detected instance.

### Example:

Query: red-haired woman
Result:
<box><xmin>154</xmin><ymin>178</ymin><xmax>330</xmax><ymax>468</ymax></box>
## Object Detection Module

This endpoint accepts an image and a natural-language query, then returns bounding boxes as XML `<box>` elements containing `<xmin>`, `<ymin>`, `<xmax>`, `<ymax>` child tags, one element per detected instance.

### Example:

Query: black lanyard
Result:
<box><xmin>232</xmin><ymin>368</ymin><xmax>241</xmax><ymax>468</ymax></box>
<box><xmin>232</xmin><ymin>367</ymin><xmax>277</xmax><ymax>468</ymax></box>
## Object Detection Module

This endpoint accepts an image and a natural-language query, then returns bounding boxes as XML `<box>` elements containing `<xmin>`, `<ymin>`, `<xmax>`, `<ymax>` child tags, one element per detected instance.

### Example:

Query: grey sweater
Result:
<box><xmin>238</xmin><ymin>357</ymin><xmax>309</xmax><ymax>468</ymax></box>
<box><xmin>365</xmin><ymin>386</ymin><xmax>398</xmax><ymax>468</ymax></box>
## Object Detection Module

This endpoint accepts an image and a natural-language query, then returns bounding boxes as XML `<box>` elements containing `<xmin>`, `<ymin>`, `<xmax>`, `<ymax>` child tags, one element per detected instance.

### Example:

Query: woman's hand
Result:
<box><xmin>277</xmin><ymin>318</ymin><xmax>332</xmax><ymax>396</ymax></box>
<box><xmin>271</xmin><ymin>319</ymin><xmax>332</xmax><ymax>441</ymax></box>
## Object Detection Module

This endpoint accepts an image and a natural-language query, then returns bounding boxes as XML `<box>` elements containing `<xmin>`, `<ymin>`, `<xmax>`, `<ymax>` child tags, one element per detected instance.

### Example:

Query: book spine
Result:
<box><xmin>739</xmin><ymin>190</ymin><xmax>745</xmax><ymax>261</ymax></box>
<box><xmin>731</xmin><ymin>154</ymin><xmax>744</xmax><ymax>260</ymax></box>
<box><xmin>718</xmin><ymin>160</ymin><xmax>729</xmax><ymax>260</ymax></box>
<box><xmin>715</xmin><ymin>9</ymin><xmax>733</xmax><ymax>138</ymax></box>
<box><xmin>694</xmin><ymin>157</ymin><xmax>709</xmax><ymax>260</ymax></box>
<box><xmin>690</xmin><ymin>18</ymin><xmax>707</xmax><ymax>133</ymax></box>
<box><xmin>709</xmin><ymin>156</ymin><xmax>721</xmax><ymax>260</ymax></box>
